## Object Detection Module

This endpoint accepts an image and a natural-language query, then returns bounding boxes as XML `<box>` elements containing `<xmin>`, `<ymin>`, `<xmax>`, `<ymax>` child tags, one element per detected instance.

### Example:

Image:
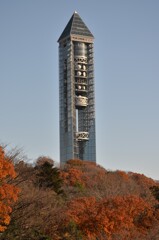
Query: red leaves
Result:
<box><xmin>0</xmin><ymin>147</ymin><xmax>19</xmax><ymax>232</ymax></box>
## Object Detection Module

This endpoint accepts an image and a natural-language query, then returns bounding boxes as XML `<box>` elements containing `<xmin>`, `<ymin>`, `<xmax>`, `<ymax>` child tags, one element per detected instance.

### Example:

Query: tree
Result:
<box><xmin>64</xmin><ymin>195</ymin><xmax>158</xmax><ymax>240</ymax></box>
<box><xmin>1</xmin><ymin>157</ymin><xmax>159</xmax><ymax>239</ymax></box>
<box><xmin>0</xmin><ymin>147</ymin><xmax>19</xmax><ymax>232</ymax></box>
<box><xmin>150</xmin><ymin>185</ymin><xmax>159</xmax><ymax>202</ymax></box>
<box><xmin>35</xmin><ymin>157</ymin><xmax>63</xmax><ymax>194</ymax></box>
<box><xmin>0</xmin><ymin>159</ymin><xmax>62</xmax><ymax>240</ymax></box>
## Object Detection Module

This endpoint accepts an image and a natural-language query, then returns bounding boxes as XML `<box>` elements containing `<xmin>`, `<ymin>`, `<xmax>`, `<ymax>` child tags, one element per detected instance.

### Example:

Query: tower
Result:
<box><xmin>58</xmin><ymin>12</ymin><xmax>96</xmax><ymax>164</ymax></box>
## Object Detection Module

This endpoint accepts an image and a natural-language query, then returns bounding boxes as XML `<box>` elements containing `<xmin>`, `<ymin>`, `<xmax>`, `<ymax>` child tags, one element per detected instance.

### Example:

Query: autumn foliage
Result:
<box><xmin>64</xmin><ymin>195</ymin><xmax>158</xmax><ymax>239</ymax></box>
<box><xmin>0</xmin><ymin>157</ymin><xmax>159</xmax><ymax>240</ymax></box>
<box><xmin>0</xmin><ymin>147</ymin><xmax>19</xmax><ymax>232</ymax></box>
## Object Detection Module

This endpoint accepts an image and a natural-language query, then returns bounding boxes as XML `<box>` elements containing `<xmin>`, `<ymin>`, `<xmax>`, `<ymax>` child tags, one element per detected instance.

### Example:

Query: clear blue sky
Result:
<box><xmin>0</xmin><ymin>0</ymin><xmax>159</xmax><ymax>179</ymax></box>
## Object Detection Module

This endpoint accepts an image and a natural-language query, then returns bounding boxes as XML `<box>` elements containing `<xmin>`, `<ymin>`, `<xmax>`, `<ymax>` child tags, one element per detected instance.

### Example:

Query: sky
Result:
<box><xmin>0</xmin><ymin>0</ymin><xmax>159</xmax><ymax>180</ymax></box>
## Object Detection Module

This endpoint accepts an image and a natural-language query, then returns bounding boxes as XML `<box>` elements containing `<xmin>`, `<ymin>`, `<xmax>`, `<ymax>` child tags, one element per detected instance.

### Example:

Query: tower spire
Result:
<box><xmin>58</xmin><ymin>12</ymin><xmax>94</xmax><ymax>42</ymax></box>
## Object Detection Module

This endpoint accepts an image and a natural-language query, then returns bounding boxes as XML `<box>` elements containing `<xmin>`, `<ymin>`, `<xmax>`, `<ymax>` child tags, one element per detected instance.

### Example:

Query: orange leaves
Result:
<box><xmin>116</xmin><ymin>170</ymin><xmax>129</xmax><ymax>181</ymax></box>
<box><xmin>66</xmin><ymin>197</ymin><xmax>100</xmax><ymax>239</ymax></box>
<box><xmin>65</xmin><ymin>195</ymin><xmax>157</xmax><ymax>239</ymax></box>
<box><xmin>0</xmin><ymin>147</ymin><xmax>16</xmax><ymax>179</ymax></box>
<box><xmin>0</xmin><ymin>147</ymin><xmax>19</xmax><ymax>232</ymax></box>
<box><xmin>1</xmin><ymin>156</ymin><xmax>159</xmax><ymax>239</ymax></box>
<box><xmin>60</xmin><ymin>160</ymin><xmax>90</xmax><ymax>188</ymax></box>
<box><xmin>61</xmin><ymin>168</ymin><xmax>85</xmax><ymax>187</ymax></box>
<box><xmin>61</xmin><ymin>159</ymin><xmax>106</xmax><ymax>189</ymax></box>
<box><xmin>0</xmin><ymin>183</ymin><xmax>19</xmax><ymax>203</ymax></box>
<box><xmin>101</xmin><ymin>195</ymin><xmax>155</xmax><ymax>233</ymax></box>
<box><xmin>59</xmin><ymin>159</ymin><xmax>159</xmax><ymax>239</ymax></box>
<box><xmin>0</xmin><ymin>203</ymin><xmax>12</xmax><ymax>232</ymax></box>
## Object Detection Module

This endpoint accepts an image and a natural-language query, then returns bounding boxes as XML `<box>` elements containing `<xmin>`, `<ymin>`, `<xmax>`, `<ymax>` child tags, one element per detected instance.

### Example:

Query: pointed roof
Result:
<box><xmin>58</xmin><ymin>11</ymin><xmax>94</xmax><ymax>42</ymax></box>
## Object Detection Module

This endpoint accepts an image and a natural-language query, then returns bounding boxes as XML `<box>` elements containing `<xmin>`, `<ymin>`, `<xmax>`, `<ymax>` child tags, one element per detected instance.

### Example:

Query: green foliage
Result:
<box><xmin>35</xmin><ymin>161</ymin><xmax>63</xmax><ymax>194</ymax></box>
<box><xmin>63</xmin><ymin>221</ymin><xmax>83</xmax><ymax>240</ymax></box>
<box><xmin>74</xmin><ymin>181</ymin><xmax>85</xmax><ymax>192</ymax></box>
<box><xmin>30</xmin><ymin>230</ymin><xmax>51</xmax><ymax>240</ymax></box>
<box><xmin>0</xmin><ymin>220</ymin><xmax>51</xmax><ymax>240</ymax></box>
<box><xmin>150</xmin><ymin>185</ymin><xmax>159</xmax><ymax>201</ymax></box>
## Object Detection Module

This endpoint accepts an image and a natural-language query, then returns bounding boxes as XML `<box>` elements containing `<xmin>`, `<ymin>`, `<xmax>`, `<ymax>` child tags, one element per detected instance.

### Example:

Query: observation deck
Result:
<box><xmin>75</xmin><ymin>95</ymin><xmax>88</xmax><ymax>108</ymax></box>
<box><xmin>76</xmin><ymin>132</ymin><xmax>89</xmax><ymax>141</ymax></box>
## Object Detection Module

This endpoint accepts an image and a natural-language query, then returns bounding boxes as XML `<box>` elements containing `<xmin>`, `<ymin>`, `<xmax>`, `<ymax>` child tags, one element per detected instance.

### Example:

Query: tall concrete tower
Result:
<box><xmin>58</xmin><ymin>12</ymin><xmax>96</xmax><ymax>164</ymax></box>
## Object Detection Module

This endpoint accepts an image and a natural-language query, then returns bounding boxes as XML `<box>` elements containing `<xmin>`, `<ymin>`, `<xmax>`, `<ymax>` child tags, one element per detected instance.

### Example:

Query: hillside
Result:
<box><xmin>0</xmin><ymin>156</ymin><xmax>159</xmax><ymax>240</ymax></box>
